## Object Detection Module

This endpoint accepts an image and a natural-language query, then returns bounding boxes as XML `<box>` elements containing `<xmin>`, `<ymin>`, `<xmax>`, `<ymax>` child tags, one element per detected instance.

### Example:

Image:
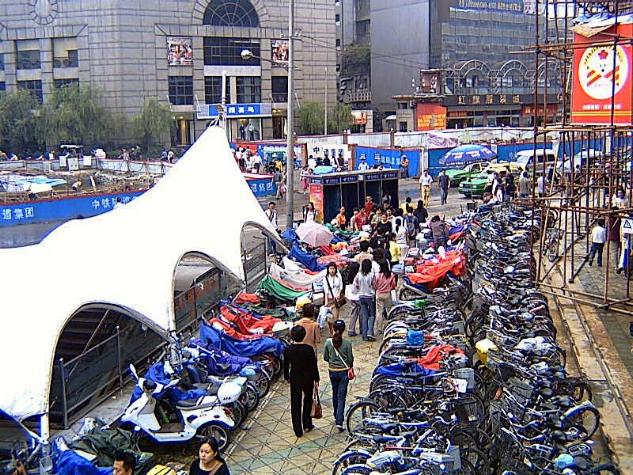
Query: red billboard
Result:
<box><xmin>416</xmin><ymin>103</ymin><xmax>447</xmax><ymax>131</ymax></box>
<box><xmin>571</xmin><ymin>25</ymin><xmax>633</xmax><ymax>125</ymax></box>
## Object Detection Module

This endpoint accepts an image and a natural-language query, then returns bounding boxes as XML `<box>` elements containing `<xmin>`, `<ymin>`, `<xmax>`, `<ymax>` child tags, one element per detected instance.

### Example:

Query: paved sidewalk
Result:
<box><xmin>224</xmin><ymin>336</ymin><xmax>376</xmax><ymax>474</ymax></box>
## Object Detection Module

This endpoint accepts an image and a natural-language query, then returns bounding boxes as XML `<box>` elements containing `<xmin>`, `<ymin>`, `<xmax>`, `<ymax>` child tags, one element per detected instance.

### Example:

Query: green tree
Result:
<box><xmin>327</xmin><ymin>103</ymin><xmax>353</xmax><ymax>134</ymax></box>
<box><xmin>133</xmin><ymin>98</ymin><xmax>173</xmax><ymax>153</ymax></box>
<box><xmin>0</xmin><ymin>90</ymin><xmax>41</xmax><ymax>153</ymax></box>
<box><xmin>296</xmin><ymin>102</ymin><xmax>325</xmax><ymax>135</ymax></box>
<box><xmin>341</xmin><ymin>43</ymin><xmax>370</xmax><ymax>77</ymax></box>
<box><xmin>38</xmin><ymin>85</ymin><xmax>114</xmax><ymax>148</ymax></box>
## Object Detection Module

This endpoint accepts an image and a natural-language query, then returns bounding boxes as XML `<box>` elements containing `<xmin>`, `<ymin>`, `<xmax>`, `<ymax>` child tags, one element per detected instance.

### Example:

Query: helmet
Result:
<box><xmin>333</xmin><ymin>319</ymin><xmax>346</xmax><ymax>332</ymax></box>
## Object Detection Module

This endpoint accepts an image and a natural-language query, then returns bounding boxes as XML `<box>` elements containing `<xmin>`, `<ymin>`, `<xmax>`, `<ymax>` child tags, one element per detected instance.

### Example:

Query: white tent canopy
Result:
<box><xmin>0</xmin><ymin>127</ymin><xmax>279</xmax><ymax>421</ymax></box>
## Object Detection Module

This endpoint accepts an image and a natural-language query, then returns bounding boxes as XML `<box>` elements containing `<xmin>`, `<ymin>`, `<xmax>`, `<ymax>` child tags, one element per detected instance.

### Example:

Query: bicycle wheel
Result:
<box><xmin>566</xmin><ymin>406</ymin><xmax>600</xmax><ymax>441</ymax></box>
<box><xmin>345</xmin><ymin>401</ymin><xmax>379</xmax><ymax>436</ymax></box>
<box><xmin>332</xmin><ymin>450</ymin><xmax>372</xmax><ymax>475</ymax></box>
<box><xmin>340</xmin><ymin>464</ymin><xmax>372</xmax><ymax>475</ymax></box>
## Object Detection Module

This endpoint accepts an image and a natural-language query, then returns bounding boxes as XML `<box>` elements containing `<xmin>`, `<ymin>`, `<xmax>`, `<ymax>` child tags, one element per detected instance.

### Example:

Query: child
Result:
<box><xmin>389</xmin><ymin>233</ymin><xmax>401</xmax><ymax>268</ymax></box>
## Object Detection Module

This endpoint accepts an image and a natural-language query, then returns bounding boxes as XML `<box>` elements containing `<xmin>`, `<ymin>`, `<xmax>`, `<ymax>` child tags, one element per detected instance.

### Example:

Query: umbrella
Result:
<box><xmin>440</xmin><ymin>145</ymin><xmax>496</xmax><ymax>166</ymax></box>
<box><xmin>296</xmin><ymin>221</ymin><xmax>333</xmax><ymax>247</ymax></box>
<box><xmin>26</xmin><ymin>183</ymin><xmax>53</xmax><ymax>194</ymax></box>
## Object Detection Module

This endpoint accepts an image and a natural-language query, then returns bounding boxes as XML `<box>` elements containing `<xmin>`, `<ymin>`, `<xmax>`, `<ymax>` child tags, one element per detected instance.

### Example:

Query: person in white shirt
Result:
<box><xmin>588</xmin><ymin>218</ymin><xmax>607</xmax><ymax>267</ymax></box>
<box><xmin>322</xmin><ymin>263</ymin><xmax>344</xmax><ymax>334</ymax></box>
<box><xmin>612</xmin><ymin>189</ymin><xmax>629</xmax><ymax>209</ymax></box>
<box><xmin>264</xmin><ymin>201</ymin><xmax>279</xmax><ymax>255</ymax></box>
<box><xmin>537</xmin><ymin>175</ymin><xmax>547</xmax><ymax>198</ymax></box>
<box><xmin>419</xmin><ymin>171</ymin><xmax>433</xmax><ymax>207</ymax></box>
<box><xmin>358</xmin><ymin>158</ymin><xmax>369</xmax><ymax>171</ymax></box>
<box><xmin>252</xmin><ymin>153</ymin><xmax>263</xmax><ymax>174</ymax></box>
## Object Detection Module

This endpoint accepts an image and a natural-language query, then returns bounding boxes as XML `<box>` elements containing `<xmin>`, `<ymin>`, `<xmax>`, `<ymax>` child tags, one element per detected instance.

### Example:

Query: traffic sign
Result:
<box><xmin>622</xmin><ymin>218</ymin><xmax>633</xmax><ymax>235</ymax></box>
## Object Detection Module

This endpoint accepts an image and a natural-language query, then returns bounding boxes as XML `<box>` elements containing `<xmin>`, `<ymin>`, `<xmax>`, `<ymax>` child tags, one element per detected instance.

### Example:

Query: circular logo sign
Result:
<box><xmin>579</xmin><ymin>46</ymin><xmax>629</xmax><ymax>100</ymax></box>
<box><xmin>28</xmin><ymin>0</ymin><xmax>59</xmax><ymax>25</ymax></box>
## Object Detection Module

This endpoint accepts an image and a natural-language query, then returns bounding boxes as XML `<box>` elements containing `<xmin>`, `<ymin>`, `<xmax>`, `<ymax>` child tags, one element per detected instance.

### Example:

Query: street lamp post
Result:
<box><xmin>286</xmin><ymin>0</ymin><xmax>295</xmax><ymax>230</ymax></box>
<box><xmin>324</xmin><ymin>66</ymin><xmax>328</xmax><ymax>136</ymax></box>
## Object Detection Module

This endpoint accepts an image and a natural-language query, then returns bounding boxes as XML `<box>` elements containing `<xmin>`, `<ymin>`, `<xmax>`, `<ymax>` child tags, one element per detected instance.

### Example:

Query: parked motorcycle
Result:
<box><xmin>120</xmin><ymin>365</ymin><xmax>235</xmax><ymax>449</ymax></box>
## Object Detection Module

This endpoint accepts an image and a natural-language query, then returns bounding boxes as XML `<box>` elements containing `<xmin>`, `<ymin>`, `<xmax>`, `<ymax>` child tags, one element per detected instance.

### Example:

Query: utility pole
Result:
<box><xmin>324</xmin><ymin>66</ymin><xmax>328</xmax><ymax>135</ymax></box>
<box><xmin>286</xmin><ymin>0</ymin><xmax>295</xmax><ymax>229</ymax></box>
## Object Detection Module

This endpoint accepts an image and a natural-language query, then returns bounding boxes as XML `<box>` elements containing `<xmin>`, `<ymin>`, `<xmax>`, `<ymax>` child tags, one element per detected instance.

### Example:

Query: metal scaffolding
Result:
<box><xmin>531</xmin><ymin>0</ymin><xmax>633</xmax><ymax>314</ymax></box>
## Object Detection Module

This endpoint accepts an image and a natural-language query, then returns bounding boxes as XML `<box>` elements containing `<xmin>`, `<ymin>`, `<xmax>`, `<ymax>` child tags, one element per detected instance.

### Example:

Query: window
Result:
<box><xmin>53</xmin><ymin>38</ymin><xmax>79</xmax><ymax>68</ymax></box>
<box><xmin>0</xmin><ymin>53</ymin><xmax>4</xmax><ymax>71</ymax></box>
<box><xmin>272</xmin><ymin>76</ymin><xmax>288</xmax><ymax>102</ymax></box>
<box><xmin>236</xmin><ymin>77</ymin><xmax>261</xmax><ymax>103</ymax></box>
<box><xmin>168</xmin><ymin>76</ymin><xmax>193</xmax><ymax>105</ymax></box>
<box><xmin>203</xmin><ymin>37</ymin><xmax>260</xmax><ymax>66</ymax></box>
<box><xmin>16</xmin><ymin>50</ymin><xmax>41</xmax><ymax>70</ymax></box>
<box><xmin>203</xmin><ymin>0</ymin><xmax>259</xmax><ymax>27</ymax></box>
<box><xmin>0</xmin><ymin>82</ymin><xmax>5</xmax><ymax>95</ymax></box>
<box><xmin>54</xmin><ymin>78</ymin><xmax>79</xmax><ymax>89</ymax></box>
<box><xmin>397</xmin><ymin>102</ymin><xmax>408</xmax><ymax>110</ymax></box>
<box><xmin>17</xmin><ymin>80</ymin><xmax>43</xmax><ymax>103</ymax></box>
<box><xmin>399</xmin><ymin>121</ymin><xmax>408</xmax><ymax>132</ymax></box>
<box><xmin>335</xmin><ymin>14</ymin><xmax>340</xmax><ymax>23</ymax></box>
<box><xmin>336</xmin><ymin>39</ymin><xmax>341</xmax><ymax>49</ymax></box>
<box><xmin>204</xmin><ymin>76</ymin><xmax>231</xmax><ymax>104</ymax></box>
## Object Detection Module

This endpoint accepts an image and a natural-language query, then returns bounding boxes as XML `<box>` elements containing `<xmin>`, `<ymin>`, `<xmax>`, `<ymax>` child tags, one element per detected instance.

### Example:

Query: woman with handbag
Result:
<box><xmin>323</xmin><ymin>319</ymin><xmax>354</xmax><ymax>431</ymax></box>
<box><xmin>322</xmin><ymin>262</ymin><xmax>345</xmax><ymax>335</ymax></box>
<box><xmin>284</xmin><ymin>325</ymin><xmax>320</xmax><ymax>438</ymax></box>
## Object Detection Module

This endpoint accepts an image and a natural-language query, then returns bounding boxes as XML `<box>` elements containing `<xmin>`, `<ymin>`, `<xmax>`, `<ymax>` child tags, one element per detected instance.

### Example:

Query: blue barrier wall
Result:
<box><xmin>0</xmin><ymin>192</ymin><xmax>144</xmax><ymax>227</ymax></box>
<box><xmin>353</xmin><ymin>147</ymin><xmax>421</xmax><ymax>177</ymax></box>
<box><xmin>245</xmin><ymin>177</ymin><xmax>277</xmax><ymax>197</ymax></box>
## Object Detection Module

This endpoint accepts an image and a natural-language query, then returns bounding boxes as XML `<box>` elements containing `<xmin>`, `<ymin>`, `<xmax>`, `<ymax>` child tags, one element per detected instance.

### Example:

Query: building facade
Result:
<box><xmin>0</xmin><ymin>0</ymin><xmax>338</xmax><ymax>144</ymax></box>
<box><xmin>337</xmin><ymin>0</ymin><xmax>559</xmax><ymax>130</ymax></box>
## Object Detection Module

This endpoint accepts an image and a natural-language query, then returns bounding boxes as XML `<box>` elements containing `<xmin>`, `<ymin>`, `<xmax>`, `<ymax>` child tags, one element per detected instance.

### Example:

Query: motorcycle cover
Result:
<box><xmin>407</xmin><ymin>251</ymin><xmax>466</xmax><ymax>289</ymax></box>
<box><xmin>220</xmin><ymin>304</ymin><xmax>281</xmax><ymax>333</ymax></box>
<box><xmin>189</xmin><ymin>341</ymin><xmax>253</xmax><ymax>374</ymax></box>
<box><xmin>258</xmin><ymin>275</ymin><xmax>308</xmax><ymax>302</ymax></box>
<box><xmin>200</xmin><ymin>322</ymin><xmax>286</xmax><ymax>357</ymax></box>
<box><xmin>374</xmin><ymin>360</ymin><xmax>437</xmax><ymax>378</ymax></box>
<box><xmin>55</xmin><ymin>451</ymin><xmax>111</xmax><ymax>475</ymax></box>
<box><xmin>288</xmin><ymin>243</ymin><xmax>325</xmax><ymax>272</ymax></box>
<box><xmin>129</xmin><ymin>363</ymin><xmax>207</xmax><ymax>405</ymax></box>
<box><xmin>234</xmin><ymin>292</ymin><xmax>261</xmax><ymax>305</ymax></box>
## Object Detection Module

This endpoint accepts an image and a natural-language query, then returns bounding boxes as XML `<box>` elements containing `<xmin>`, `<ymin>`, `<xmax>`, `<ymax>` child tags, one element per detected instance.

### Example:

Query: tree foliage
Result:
<box><xmin>38</xmin><ymin>85</ymin><xmax>114</xmax><ymax>147</ymax></box>
<box><xmin>296</xmin><ymin>102</ymin><xmax>325</xmax><ymax>135</ymax></box>
<box><xmin>341</xmin><ymin>43</ymin><xmax>371</xmax><ymax>76</ymax></box>
<box><xmin>328</xmin><ymin>103</ymin><xmax>354</xmax><ymax>134</ymax></box>
<box><xmin>133</xmin><ymin>98</ymin><xmax>174</xmax><ymax>152</ymax></box>
<box><xmin>0</xmin><ymin>90</ymin><xmax>41</xmax><ymax>153</ymax></box>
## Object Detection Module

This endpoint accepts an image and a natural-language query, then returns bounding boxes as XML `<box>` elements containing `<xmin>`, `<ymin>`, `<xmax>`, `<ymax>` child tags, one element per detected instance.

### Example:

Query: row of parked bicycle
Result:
<box><xmin>331</xmin><ymin>205</ymin><xmax>618</xmax><ymax>475</ymax></box>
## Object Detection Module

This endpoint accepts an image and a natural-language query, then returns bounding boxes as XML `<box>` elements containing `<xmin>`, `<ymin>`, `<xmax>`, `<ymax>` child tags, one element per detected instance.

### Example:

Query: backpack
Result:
<box><xmin>405</xmin><ymin>215</ymin><xmax>417</xmax><ymax>238</ymax></box>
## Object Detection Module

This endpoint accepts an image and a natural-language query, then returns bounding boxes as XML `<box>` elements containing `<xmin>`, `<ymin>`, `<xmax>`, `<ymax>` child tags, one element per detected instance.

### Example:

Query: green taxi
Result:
<box><xmin>445</xmin><ymin>162</ymin><xmax>490</xmax><ymax>187</ymax></box>
<box><xmin>457</xmin><ymin>162</ymin><xmax>525</xmax><ymax>198</ymax></box>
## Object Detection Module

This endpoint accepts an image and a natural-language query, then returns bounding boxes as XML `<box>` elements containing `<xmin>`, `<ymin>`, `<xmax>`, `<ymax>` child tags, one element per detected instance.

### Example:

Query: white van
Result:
<box><xmin>512</xmin><ymin>149</ymin><xmax>558</xmax><ymax>173</ymax></box>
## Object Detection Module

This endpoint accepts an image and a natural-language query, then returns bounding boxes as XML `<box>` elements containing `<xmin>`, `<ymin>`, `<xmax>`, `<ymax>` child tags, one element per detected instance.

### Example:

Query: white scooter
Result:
<box><xmin>121</xmin><ymin>365</ymin><xmax>236</xmax><ymax>449</ymax></box>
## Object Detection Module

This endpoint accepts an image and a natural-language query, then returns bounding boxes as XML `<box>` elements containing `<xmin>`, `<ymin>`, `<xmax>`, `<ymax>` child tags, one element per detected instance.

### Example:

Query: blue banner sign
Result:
<box><xmin>245</xmin><ymin>177</ymin><xmax>277</xmax><ymax>197</ymax></box>
<box><xmin>354</xmin><ymin>147</ymin><xmax>421</xmax><ymax>177</ymax></box>
<box><xmin>197</xmin><ymin>103</ymin><xmax>272</xmax><ymax>119</ymax></box>
<box><xmin>0</xmin><ymin>192</ymin><xmax>144</xmax><ymax>227</ymax></box>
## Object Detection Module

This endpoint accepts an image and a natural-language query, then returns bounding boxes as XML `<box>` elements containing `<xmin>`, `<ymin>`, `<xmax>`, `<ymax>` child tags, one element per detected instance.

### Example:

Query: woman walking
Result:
<box><xmin>345</xmin><ymin>261</ymin><xmax>361</xmax><ymax>337</ymax></box>
<box><xmin>284</xmin><ymin>326</ymin><xmax>320</xmax><ymax>437</ymax></box>
<box><xmin>322</xmin><ymin>262</ymin><xmax>345</xmax><ymax>334</ymax></box>
<box><xmin>323</xmin><ymin>320</ymin><xmax>354</xmax><ymax>431</ymax></box>
<box><xmin>354</xmin><ymin>259</ymin><xmax>376</xmax><ymax>341</ymax></box>
<box><xmin>189</xmin><ymin>438</ymin><xmax>230</xmax><ymax>475</ymax></box>
<box><xmin>375</xmin><ymin>260</ymin><xmax>396</xmax><ymax>334</ymax></box>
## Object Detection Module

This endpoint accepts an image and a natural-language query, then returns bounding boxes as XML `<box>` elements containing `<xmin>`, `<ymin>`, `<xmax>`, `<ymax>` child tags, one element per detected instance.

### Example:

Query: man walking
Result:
<box><xmin>518</xmin><ymin>171</ymin><xmax>530</xmax><ymax>199</ymax></box>
<box><xmin>265</xmin><ymin>201</ymin><xmax>279</xmax><ymax>256</ymax></box>
<box><xmin>588</xmin><ymin>218</ymin><xmax>607</xmax><ymax>267</ymax></box>
<box><xmin>419</xmin><ymin>170</ymin><xmax>433</xmax><ymax>208</ymax></box>
<box><xmin>438</xmin><ymin>170</ymin><xmax>450</xmax><ymax>206</ymax></box>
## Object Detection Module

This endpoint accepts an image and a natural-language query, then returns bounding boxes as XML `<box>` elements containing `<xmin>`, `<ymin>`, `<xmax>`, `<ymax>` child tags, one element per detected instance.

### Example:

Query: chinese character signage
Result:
<box><xmin>571</xmin><ymin>26</ymin><xmax>633</xmax><ymax>126</ymax></box>
<box><xmin>167</xmin><ymin>37</ymin><xmax>193</xmax><ymax>66</ymax></box>
<box><xmin>309</xmin><ymin>184</ymin><xmax>325</xmax><ymax>223</ymax></box>
<box><xmin>197</xmin><ymin>103</ymin><xmax>272</xmax><ymax>119</ymax></box>
<box><xmin>415</xmin><ymin>103</ymin><xmax>447</xmax><ymax>131</ymax></box>
<box><xmin>453</xmin><ymin>0</ymin><xmax>528</xmax><ymax>14</ymax></box>
<box><xmin>272</xmin><ymin>40</ymin><xmax>289</xmax><ymax>66</ymax></box>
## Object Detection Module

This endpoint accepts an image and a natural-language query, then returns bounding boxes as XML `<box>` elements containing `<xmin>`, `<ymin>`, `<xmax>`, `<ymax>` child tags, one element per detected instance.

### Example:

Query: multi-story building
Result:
<box><xmin>0</xmin><ymin>0</ymin><xmax>337</xmax><ymax>145</ymax></box>
<box><xmin>338</xmin><ymin>0</ymin><xmax>559</xmax><ymax>130</ymax></box>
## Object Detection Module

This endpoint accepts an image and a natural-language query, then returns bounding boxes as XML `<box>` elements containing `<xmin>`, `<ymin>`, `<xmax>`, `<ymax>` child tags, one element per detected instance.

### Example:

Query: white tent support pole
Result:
<box><xmin>286</xmin><ymin>0</ymin><xmax>295</xmax><ymax>230</ymax></box>
<box><xmin>40</xmin><ymin>413</ymin><xmax>49</xmax><ymax>442</ymax></box>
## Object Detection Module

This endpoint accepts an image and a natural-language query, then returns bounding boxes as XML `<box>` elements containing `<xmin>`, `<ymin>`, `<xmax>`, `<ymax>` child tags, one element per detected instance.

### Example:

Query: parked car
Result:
<box><xmin>445</xmin><ymin>161</ymin><xmax>490</xmax><ymax>186</ymax></box>
<box><xmin>457</xmin><ymin>162</ymin><xmax>525</xmax><ymax>198</ymax></box>
<box><xmin>559</xmin><ymin>149</ymin><xmax>603</xmax><ymax>172</ymax></box>
<box><xmin>511</xmin><ymin>149</ymin><xmax>558</xmax><ymax>174</ymax></box>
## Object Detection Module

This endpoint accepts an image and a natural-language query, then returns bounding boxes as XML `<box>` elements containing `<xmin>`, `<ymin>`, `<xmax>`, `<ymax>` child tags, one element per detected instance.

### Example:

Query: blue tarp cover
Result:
<box><xmin>200</xmin><ymin>322</ymin><xmax>286</xmax><ymax>357</ymax></box>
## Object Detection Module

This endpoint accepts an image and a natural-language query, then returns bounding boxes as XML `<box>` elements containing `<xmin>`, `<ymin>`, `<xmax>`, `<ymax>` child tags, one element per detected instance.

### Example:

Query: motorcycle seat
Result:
<box><xmin>176</xmin><ymin>397</ymin><xmax>218</xmax><ymax>410</ymax></box>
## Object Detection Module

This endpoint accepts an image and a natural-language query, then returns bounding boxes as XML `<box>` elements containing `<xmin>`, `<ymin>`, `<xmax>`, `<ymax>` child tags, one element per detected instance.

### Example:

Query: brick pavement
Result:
<box><xmin>224</xmin><ymin>335</ymin><xmax>376</xmax><ymax>474</ymax></box>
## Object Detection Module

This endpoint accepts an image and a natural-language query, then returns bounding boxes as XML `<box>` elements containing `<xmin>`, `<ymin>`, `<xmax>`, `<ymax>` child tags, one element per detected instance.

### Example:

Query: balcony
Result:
<box><xmin>344</xmin><ymin>89</ymin><xmax>372</xmax><ymax>104</ymax></box>
<box><xmin>272</xmin><ymin>93</ymin><xmax>288</xmax><ymax>103</ymax></box>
